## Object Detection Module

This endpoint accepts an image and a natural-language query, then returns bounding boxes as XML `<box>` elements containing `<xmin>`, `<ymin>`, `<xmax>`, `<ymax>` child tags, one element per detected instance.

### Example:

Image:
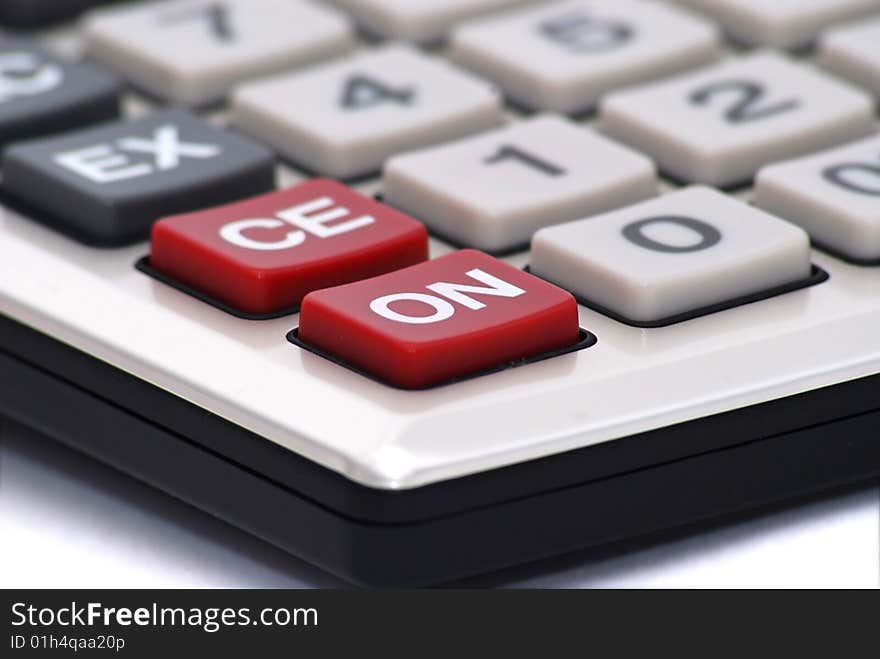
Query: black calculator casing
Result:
<box><xmin>3</xmin><ymin>312</ymin><xmax>879</xmax><ymax>586</ymax></box>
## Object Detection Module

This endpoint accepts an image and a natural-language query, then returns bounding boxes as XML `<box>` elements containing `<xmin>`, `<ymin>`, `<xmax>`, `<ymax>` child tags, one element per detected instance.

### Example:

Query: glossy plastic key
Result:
<box><xmin>150</xmin><ymin>179</ymin><xmax>429</xmax><ymax>315</ymax></box>
<box><xmin>297</xmin><ymin>249</ymin><xmax>583</xmax><ymax>389</ymax></box>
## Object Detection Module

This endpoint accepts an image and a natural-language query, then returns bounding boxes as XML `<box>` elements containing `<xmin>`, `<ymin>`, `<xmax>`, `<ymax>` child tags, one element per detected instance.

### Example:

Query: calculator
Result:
<box><xmin>2</xmin><ymin>0</ymin><xmax>880</xmax><ymax>586</ymax></box>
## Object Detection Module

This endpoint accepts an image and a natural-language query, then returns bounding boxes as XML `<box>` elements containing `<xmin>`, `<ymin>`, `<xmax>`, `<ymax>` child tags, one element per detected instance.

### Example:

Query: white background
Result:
<box><xmin>1</xmin><ymin>420</ymin><xmax>878</xmax><ymax>589</ymax></box>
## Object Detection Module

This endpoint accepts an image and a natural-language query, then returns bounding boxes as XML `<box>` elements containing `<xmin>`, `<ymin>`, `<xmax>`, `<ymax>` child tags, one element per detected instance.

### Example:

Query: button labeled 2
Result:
<box><xmin>297</xmin><ymin>250</ymin><xmax>582</xmax><ymax>388</ymax></box>
<box><xmin>600</xmin><ymin>52</ymin><xmax>875</xmax><ymax>187</ymax></box>
<box><xmin>451</xmin><ymin>0</ymin><xmax>721</xmax><ymax>114</ymax></box>
<box><xmin>151</xmin><ymin>179</ymin><xmax>428</xmax><ymax>315</ymax></box>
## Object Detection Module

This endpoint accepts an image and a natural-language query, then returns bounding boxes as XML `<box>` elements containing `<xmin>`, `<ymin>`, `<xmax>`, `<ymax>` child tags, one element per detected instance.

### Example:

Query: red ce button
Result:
<box><xmin>150</xmin><ymin>179</ymin><xmax>428</xmax><ymax>315</ymax></box>
<box><xmin>297</xmin><ymin>250</ymin><xmax>582</xmax><ymax>388</ymax></box>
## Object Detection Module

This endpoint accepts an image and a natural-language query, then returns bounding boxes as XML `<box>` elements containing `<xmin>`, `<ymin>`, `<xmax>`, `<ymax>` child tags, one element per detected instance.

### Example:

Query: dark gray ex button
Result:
<box><xmin>0</xmin><ymin>39</ymin><xmax>120</xmax><ymax>148</ymax></box>
<box><xmin>2</xmin><ymin>109</ymin><xmax>276</xmax><ymax>245</ymax></box>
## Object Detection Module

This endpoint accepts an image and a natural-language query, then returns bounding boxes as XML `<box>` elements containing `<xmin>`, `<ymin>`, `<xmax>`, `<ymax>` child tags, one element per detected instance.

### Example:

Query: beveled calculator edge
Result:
<box><xmin>3</xmin><ymin>307</ymin><xmax>880</xmax><ymax>523</ymax></box>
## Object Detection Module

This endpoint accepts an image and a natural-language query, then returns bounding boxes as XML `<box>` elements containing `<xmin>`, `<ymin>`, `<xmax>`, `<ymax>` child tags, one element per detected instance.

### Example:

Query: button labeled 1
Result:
<box><xmin>297</xmin><ymin>250</ymin><xmax>581</xmax><ymax>388</ymax></box>
<box><xmin>756</xmin><ymin>135</ymin><xmax>880</xmax><ymax>262</ymax></box>
<box><xmin>600</xmin><ymin>52</ymin><xmax>875</xmax><ymax>187</ymax></box>
<box><xmin>383</xmin><ymin>114</ymin><xmax>656</xmax><ymax>252</ymax></box>
<box><xmin>531</xmin><ymin>186</ymin><xmax>811</xmax><ymax>323</ymax></box>
<box><xmin>150</xmin><ymin>179</ymin><xmax>429</xmax><ymax>316</ymax></box>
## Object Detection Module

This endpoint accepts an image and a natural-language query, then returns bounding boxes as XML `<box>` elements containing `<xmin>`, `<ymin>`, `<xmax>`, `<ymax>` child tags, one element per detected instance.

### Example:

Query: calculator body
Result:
<box><xmin>2</xmin><ymin>0</ymin><xmax>880</xmax><ymax>585</ymax></box>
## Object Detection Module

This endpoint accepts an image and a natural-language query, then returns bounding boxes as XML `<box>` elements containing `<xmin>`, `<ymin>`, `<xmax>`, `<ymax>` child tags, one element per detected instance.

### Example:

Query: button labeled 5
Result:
<box><xmin>150</xmin><ymin>179</ymin><xmax>428</xmax><ymax>316</ymax></box>
<box><xmin>451</xmin><ymin>0</ymin><xmax>721</xmax><ymax>114</ymax></box>
<box><xmin>297</xmin><ymin>250</ymin><xmax>581</xmax><ymax>388</ymax></box>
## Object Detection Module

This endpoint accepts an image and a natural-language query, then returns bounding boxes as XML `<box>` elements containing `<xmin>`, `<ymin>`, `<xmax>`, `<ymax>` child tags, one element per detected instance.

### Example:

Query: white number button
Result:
<box><xmin>332</xmin><ymin>0</ymin><xmax>529</xmax><ymax>43</ymax></box>
<box><xmin>232</xmin><ymin>45</ymin><xmax>503</xmax><ymax>180</ymax></box>
<box><xmin>451</xmin><ymin>0</ymin><xmax>721</xmax><ymax>114</ymax></box>
<box><xmin>383</xmin><ymin>114</ymin><xmax>657</xmax><ymax>252</ymax></box>
<box><xmin>678</xmin><ymin>0</ymin><xmax>880</xmax><ymax>49</ymax></box>
<box><xmin>531</xmin><ymin>186</ymin><xmax>812</xmax><ymax>323</ymax></box>
<box><xmin>819</xmin><ymin>16</ymin><xmax>880</xmax><ymax>98</ymax></box>
<box><xmin>83</xmin><ymin>0</ymin><xmax>354</xmax><ymax>106</ymax></box>
<box><xmin>600</xmin><ymin>52</ymin><xmax>875</xmax><ymax>188</ymax></box>
<box><xmin>756</xmin><ymin>135</ymin><xmax>880</xmax><ymax>262</ymax></box>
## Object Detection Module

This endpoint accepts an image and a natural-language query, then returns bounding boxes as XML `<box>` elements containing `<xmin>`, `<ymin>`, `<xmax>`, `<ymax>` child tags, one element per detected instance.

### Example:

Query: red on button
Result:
<box><xmin>297</xmin><ymin>250</ymin><xmax>581</xmax><ymax>388</ymax></box>
<box><xmin>150</xmin><ymin>179</ymin><xmax>428</xmax><ymax>315</ymax></box>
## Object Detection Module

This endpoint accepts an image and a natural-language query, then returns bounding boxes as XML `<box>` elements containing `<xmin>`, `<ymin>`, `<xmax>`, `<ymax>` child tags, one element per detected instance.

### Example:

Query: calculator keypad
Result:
<box><xmin>383</xmin><ymin>114</ymin><xmax>657</xmax><ymax>253</ymax></box>
<box><xmin>600</xmin><ymin>51</ymin><xmax>876</xmax><ymax>188</ymax></box>
<box><xmin>2</xmin><ymin>109</ymin><xmax>275</xmax><ymax>245</ymax></box>
<box><xmin>0</xmin><ymin>39</ymin><xmax>120</xmax><ymax>148</ymax></box>
<box><xmin>451</xmin><ymin>0</ymin><xmax>722</xmax><ymax>114</ymax></box>
<box><xmin>83</xmin><ymin>0</ymin><xmax>355</xmax><ymax>106</ymax></box>
<box><xmin>1</xmin><ymin>0</ymin><xmax>878</xmax><ymax>395</ymax></box>
<box><xmin>150</xmin><ymin>179</ymin><xmax>428</xmax><ymax>315</ymax></box>
<box><xmin>678</xmin><ymin>0</ymin><xmax>880</xmax><ymax>49</ymax></box>
<box><xmin>297</xmin><ymin>249</ymin><xmax>582</xmax><ymax>389</ymax></box>
<box><xmin>531</xmin><ymin>186</ymin><xmax>812</xmax><ymax>323</ymax></box>
<box><xmin>232</xmin><ymin>45</ymin><xmax>503</xmax><ymax>180</ymax></box>
<box><xmin>756</xmin><ymin>135</ymin><xmax>880</xmax><ymax>262</ymax></box>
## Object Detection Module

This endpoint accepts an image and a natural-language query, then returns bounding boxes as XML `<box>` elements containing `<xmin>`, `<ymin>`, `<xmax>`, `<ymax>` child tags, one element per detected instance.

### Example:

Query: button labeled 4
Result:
<box><xmin>297</xmin><ymin>250</ymin><xmax>581</xmax><ymax>388</ymax></box>
<box><xmin>151</xmin><ymin>179</ymin><xmax>428</xmax><ymax>316</ymax></box>
<box><xmin>232</xmin><ymin>45</ymin><xmax>502</xmax><ymax>179</ymax></box>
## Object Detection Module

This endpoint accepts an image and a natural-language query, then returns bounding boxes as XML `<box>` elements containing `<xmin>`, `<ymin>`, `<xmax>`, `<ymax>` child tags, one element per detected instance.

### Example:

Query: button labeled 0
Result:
<box><xmin>150</xmin><ymin>179</ymin><xmax>428</xmax><ymax>315</ymax></box>
<box><xmin>296</xmin><ymin>249</ymin><xmax>582</xmax><ymax>388</ymax></box>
